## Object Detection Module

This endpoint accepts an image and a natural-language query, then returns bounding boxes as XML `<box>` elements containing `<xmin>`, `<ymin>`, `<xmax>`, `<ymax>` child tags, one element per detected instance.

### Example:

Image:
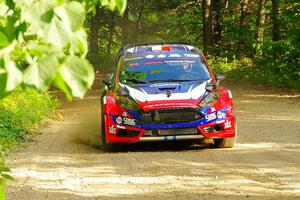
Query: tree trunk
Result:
<box><xmin>202</xmin><ymin>0</ymin><xmax>213</xmax><ymax>54</ymax></box>
<box><xmin>212</xmin><ymin>0</ymin><xmax>222</xmax><ymax>55</ymax></box>
<box><xmin>88</xmin><ymin>5</ymin><xmax>101</xmax><ymax>56</ymax></box>
<box><xmin>238</xmin><ymin>0</ymin><xmax>249</xmax><ymax>58</ymax></box>
<box><xmin>271</xmin><ymin>0</ymin><xmax>280</xmax><ymax>42</ymax></box>
<box><xmin>256</xmin><ymin>0</ymin><xmax>266</xmax><ymax>43</ymax></box>
<box><xmin>121</xmin><ymin>8</ymin><xmax>129</xmax><ymax>46</ymax></box>
<box><xmin>134</xmin><ymin>0</ymin><xmax>144</xmax><ymax>43</ymax></box>
<box><xmin>107</xmin><ymin>12</ymin><xmax>115</xmax><ymax>55</ymax></box>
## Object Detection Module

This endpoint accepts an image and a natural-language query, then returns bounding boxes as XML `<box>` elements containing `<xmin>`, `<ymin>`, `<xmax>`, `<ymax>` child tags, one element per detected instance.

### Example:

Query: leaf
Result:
<box><xmin>45</xmin><ymin>16</ymin><xmax>71</xmax><ymax>48</ymax></box>
<box><xmin>53</xmin><ymin>72</ymin><xmax>73</xmax><ymax>100</ymax></box>
<box><xmin>0</xmin><ymin>167</ymin><xmax>10</xmax><ymax>173</ymax></box>
<box><xmin>0</xmin><ymin>32</ymin><xmax>9</xmax><ymax>48</ymax></box>
<box><xmin>0</xmin><ymin>56</ymin><xmax>22</xmax><ymax>98</ymax></box>
<box><xmin>1</xmin><ymin>174</ymin><xmax>14</xmax><ymax>181</ymax></box>
<box><xmin>18</xmin><ymin>0</ymin><xmax>56</xmax><ymax>32</ymax></box>
<box><xmin>69</xmin><ymin>28</ymin><xmax>88</xmax><ymax>56</ymax></box>
<box><xmin>27</xmin><ymin>42</ymin><xmax>64</xmax><ymax>58</ymax></box>
<box><xmin>115</xmin><ymin>0</ymin><xmax>127</xmax><ymax>14</ymax></box>
<box><xmin>55</xmin><ymin>1</ymin><xmax>85</xmax><ymax>32</ymax></box>
<box><xmin>54</xmin><ymin>56</ymin><xmax>94</xmax><ymax>99</ymax></box>
<box><xmin>20</xmin><ymin>1</ymin><xmax>85</xmax><ymax>48</ymax></box>
<box><xmin>23</xmin><ymin>55</ymin><xmax>59</xmax><ymax>91</ymax></box>
<box><xmin>99</xmin><ymin>0</ymin><xmax>127</xmax><ymax>14</ymax></box>
<box><xmin>0</xmin><ymin>185</ymin><xmax>5</xmax><ymax>200</ymax></box>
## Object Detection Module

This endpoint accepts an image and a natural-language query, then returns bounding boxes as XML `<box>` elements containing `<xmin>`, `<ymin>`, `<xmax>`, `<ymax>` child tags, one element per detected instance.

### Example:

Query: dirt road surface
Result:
<box><xmin>5</xmin><ymin>78</ymin><xmax>300</xmax><ymax>200</ymax></box>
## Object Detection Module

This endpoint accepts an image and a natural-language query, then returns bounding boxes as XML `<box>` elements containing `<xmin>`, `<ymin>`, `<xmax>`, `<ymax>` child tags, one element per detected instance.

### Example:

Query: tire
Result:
<box><xmin>100</xmin><ymin>107</ymin><xmax>113</xmax><ymax>152</ymax></box>
<box><xmin>214</xmin><ymin>120</ymin><xmax>237</xmax><ymax>148</ymax></box>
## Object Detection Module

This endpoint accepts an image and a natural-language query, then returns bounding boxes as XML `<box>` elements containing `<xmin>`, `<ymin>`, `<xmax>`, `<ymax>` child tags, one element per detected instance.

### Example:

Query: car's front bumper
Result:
<box><xmin>103</xmin><ymin>107</ymin><xmax>236</xmax><ymax>144</ymax></box>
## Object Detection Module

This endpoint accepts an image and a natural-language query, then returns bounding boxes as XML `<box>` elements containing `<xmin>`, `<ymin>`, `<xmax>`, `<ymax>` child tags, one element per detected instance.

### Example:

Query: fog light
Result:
<box><xmin>202</xmin><ymin>126</ymin><xmax>215</xmax><ymax>133</ymax></box>
<box><xmin>214</xmin><ymin>124</ymin><xmax>222</xmax><ymax>132</ymax></box>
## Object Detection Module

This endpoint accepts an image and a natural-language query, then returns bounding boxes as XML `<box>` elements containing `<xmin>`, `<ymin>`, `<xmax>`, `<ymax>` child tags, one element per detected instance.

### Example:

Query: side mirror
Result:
<box><xmin>103</xmin><ymin>78</ymin><xmax>112</xmax><ymax>87</ymax></box>
<box><xmin>117</xmin><ymin>87</ymin><xmax>129</xmax><ymax>96</ymax></box>
<box><xmin>205</xmin><ymin>82</ymin><xmax>217</xmax><ymax>92</ymax></box>
<box><xmin>215</xmin><ymin>74</ymin><xmax>225</xmax><ymax>85</ymax></box>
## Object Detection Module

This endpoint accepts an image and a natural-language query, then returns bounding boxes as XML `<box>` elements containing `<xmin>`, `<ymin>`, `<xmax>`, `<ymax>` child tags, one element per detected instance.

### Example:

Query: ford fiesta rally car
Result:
<box><xmin>100</xmin><ymin>43</ymin><xmax>237</xmax><ymax>149</ymax></box>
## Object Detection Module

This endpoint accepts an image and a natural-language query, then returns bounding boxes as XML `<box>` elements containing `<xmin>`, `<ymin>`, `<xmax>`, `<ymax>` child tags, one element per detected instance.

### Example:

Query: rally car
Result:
<box><xmin>100</xmin><ymin>43</ymin><xmax>237</xmax><ymax>149</ymax></box>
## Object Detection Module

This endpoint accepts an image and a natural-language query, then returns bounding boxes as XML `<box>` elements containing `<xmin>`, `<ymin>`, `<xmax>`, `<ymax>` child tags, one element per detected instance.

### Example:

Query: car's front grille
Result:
<box><xmin>143</xmin><ymin>128</ymin><xmax>198</xmax><ymax>137</ymax></box>
<box><xmin>140</xmin><ymin>108</ymin><xmax>202</xmax><ymax>125</ymax></box>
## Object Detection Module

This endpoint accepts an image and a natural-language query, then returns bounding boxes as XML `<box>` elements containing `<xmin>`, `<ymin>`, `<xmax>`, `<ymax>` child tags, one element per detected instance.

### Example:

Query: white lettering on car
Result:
<box><xmin>224</xmin><ymin>120</ymin><xmax>231</xmax><ymax>129</ymax></box>
<box><xmin>109</xmin><ymin>126</ymin><xmax>116</xmax><ymax>134</ymax></box>
<box><xmin>206</xmin><ymin>113</ymin><xmax>217</xmax><ymax>122</ymax></box>
<box><xmin>217</xmin><ymin>111</ymin><xmax>226</xmax><ymax>119</ymax></box>
<box><xmin>123</xmin><ymin>117</ymin><xmax>136</xmax><ymax>126</ymax></box>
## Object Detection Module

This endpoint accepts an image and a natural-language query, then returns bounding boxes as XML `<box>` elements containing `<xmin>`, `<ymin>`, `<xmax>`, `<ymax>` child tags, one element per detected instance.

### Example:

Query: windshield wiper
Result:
<box><xmin>125</xmin><ymin>78</ymin><xmax>148</xmax><ymax>84</ymax></box>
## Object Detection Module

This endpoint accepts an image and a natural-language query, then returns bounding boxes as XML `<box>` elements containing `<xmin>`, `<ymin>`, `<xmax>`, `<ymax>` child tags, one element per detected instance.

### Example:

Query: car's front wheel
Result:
<box><xmin>214</xmin><ymin>120</ymin><xmax>237</xmax><ymax>148</ymax></box>
<box><xmin>100</xmin><ymin>107</ymin><xmax>113</xmax><ymax>151</ymax></box>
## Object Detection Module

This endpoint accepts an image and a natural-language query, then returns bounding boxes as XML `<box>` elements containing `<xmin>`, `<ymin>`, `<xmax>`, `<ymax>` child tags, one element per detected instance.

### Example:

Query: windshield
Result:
<box><xmin>119</xmin><ymin>53</ymin><xmax>211</xmax><ymax>84</ymax></box>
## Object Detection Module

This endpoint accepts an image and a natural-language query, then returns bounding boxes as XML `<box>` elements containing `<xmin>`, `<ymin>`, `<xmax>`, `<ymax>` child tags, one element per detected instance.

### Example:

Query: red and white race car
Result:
<box><xmin>100</xmin><ymin>43</ymin><xmax>236</xmax><ymax>149</ymax></box>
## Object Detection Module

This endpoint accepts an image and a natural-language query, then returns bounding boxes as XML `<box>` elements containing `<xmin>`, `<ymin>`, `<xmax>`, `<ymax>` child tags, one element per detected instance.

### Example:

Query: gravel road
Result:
<box><xmin>5</xmin><ymin>78</ymin><xmax>300</xmax><ymax>200</ymax></box>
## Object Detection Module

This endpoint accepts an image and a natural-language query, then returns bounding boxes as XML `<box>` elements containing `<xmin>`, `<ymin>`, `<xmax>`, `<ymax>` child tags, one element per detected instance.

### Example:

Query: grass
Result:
<box><xmin>0</xmin><ymin>88</ymin><xmax>59</xmax><ymax>198</ymax></box>
<box><xmin>0</xmin><ymin>88</ymin><xmax>59</xmax><ymax>153</ymax></box>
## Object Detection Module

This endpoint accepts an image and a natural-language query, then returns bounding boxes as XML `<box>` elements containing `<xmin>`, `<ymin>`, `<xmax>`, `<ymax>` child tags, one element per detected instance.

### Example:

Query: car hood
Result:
<box><xmin>119</xmin><ymin>79</ymin><xmax>210</xmax><ymax>103</ymax></box>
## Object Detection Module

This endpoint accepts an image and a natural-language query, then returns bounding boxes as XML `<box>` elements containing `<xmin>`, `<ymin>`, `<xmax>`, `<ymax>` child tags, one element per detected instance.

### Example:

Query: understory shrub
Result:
<box><xmin>209</xmin><ymin>56</ymin><xmax>300</xmax><ymax>90</ymax></box>
<box><xmin>0</xmin><ymin>88</ymin><xmax>59</xmax><ymax>152</ymax></box>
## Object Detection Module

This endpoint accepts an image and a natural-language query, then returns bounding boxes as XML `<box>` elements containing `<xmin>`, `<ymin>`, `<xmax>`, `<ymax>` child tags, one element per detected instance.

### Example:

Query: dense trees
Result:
<box><xmin>0</xmin><ymin>0</ymin><xmax>127</xmax><ymax>100</ymax></box>
<box><xmin>88</xmin><ymin>0</ymin><xmax>299</xmax><ymax>88</ymax></box>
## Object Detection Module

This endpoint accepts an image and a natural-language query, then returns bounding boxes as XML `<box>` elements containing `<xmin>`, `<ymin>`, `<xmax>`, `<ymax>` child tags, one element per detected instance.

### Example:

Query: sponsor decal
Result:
<box><xmin>145</xmin><ymin>55</ymin><xmax>155</xmax><ymax>59</ymax></box>
<box><xmin>109</xmin><ymin>126</ymin><xmax>116</xmax><ymax>134</ymax></box>
<box><xmin>117</xmin><ymin>125</ymin><xmax>125</xmax><ymax>129</ymax></box>
<box><xmin>144</xmin><ymin>61</ymin><xmax>163</xmax><ymax>65</ymax></box>
<box><xmin>150</xmin><ymin>83</ymin><xmax>179</xmax><ymax>87</ymax></box>
<box><xmin>169</xmin><ymin>54</ymin><xmax>181</xmax><ymax>58</ymax></box>
<box><xmin>116</xmin><ymin>116</ymin><xmax>123</xmax><ymax>125</ymax></box>
<box><xmin>224</xmin><ymin>120</ymin><xmax>231</xmax><ymax>129</ymax></box>
<box><xmin>206</xmin><ymin>113</ymin><xmax>217</xmax><ymax>122</ymax></box>
<box><xmin>122</xmin><ymin>112</ymin><xmax>128</xmax><ymax>117</ymax></box>
<box><xmin>123</xmin><ymin>117</ymin><xmax>136</xmax><ymax>126</ymax></box>
<box><xmin>143</xmin><ymin>102</ymin><xmax>195</xmax><ymax>109</ymax></box>
<box><xmin>123</xmin><ymin>57</ymin><xmax>143</xmax><ymax>61</ymax></box>
<box><xmin>184</xmin><ymin>54</ymin><xmax>199</xmax><ymax>58</ymax></box>
<box><xmin>210</xmin><ymin>107</ymin><xmax>216</xmax><ymax>112</ymax></box>
<box><xmin>165</xmin><ymin>60</ymin><xmax>196</xmax><ymax>64</ymax></box>
<box><xmin>128</xmin><ymin>63</ymin><xmax>138</xmax><ymax>67</ymax></box>
<box><xmin>217</xmin><ymin>111</ymin><xmax>226</xmax><ymax>119</ymax></box>
<box><xmin>216</xmin><ymin>120</ymin><xmax>225</xmax><ymax>124</ymax></box>
<box><xmin>157</xmin><ymin>54</ymin><xmax>166</xmax><ymax>58</ymax></box>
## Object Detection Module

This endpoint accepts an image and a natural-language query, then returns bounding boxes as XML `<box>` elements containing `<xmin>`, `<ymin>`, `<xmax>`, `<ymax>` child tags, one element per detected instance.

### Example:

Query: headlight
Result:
<box><xmin>116</xmin><ymin>96</ymin><xmax>141</xmax><ymax>111</ymax></box>
<box><xmin>199</xmin><ymin>92</ymin><xmax>219</xmax><ymax>108</ymax></box>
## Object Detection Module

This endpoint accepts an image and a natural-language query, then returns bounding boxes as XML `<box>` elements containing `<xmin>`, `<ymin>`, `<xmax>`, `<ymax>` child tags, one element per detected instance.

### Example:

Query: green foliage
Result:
<box><xmin>81</xmin><ymin>0</ymin><xmax>127</xmax><ymax>14</ymax></box>
<box><xmin>210</xmin><ymin>56</ymin><xmax>300</xmax><ymax>90</ymax></box>
<box><xmin>0</xmin><ymin>156</ymin><xmax>13</xmax><ymax>200</ymax></box>
<box><xmin>0</xmin><ymin>0</ymin><xmax>127</xmax><ymax>100</ymax></box>
<box><xmin>0</xmin><ymin>88</ymin><xmax>59</xmax><ymax>152</ymax></box>
<box><xmin>0</xmin><ymin>88</ymin><xmax>58</xmax><ymax>198</ymax></box>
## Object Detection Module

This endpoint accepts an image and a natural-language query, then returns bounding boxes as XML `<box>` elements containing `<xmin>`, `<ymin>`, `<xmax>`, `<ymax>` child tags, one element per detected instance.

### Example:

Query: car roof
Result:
<box><xmin>117</xmin><ymin>43</ymin><xmax>201</xmax><ymax>60</ymax></box>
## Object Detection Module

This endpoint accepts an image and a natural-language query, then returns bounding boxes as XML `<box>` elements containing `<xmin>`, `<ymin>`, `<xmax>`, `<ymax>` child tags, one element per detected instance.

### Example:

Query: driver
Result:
<box><xmin>182</xmin><ymin>62</ymin><xmax>192</xmax><ymax>72</ymax></box>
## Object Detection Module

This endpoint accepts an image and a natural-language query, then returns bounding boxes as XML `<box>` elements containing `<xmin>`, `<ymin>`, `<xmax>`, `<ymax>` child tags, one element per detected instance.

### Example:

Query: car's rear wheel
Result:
<box><xmin>214</xmin><ymin>120</ymin><xmax>237</xmax><ymax>148</ymax></box>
